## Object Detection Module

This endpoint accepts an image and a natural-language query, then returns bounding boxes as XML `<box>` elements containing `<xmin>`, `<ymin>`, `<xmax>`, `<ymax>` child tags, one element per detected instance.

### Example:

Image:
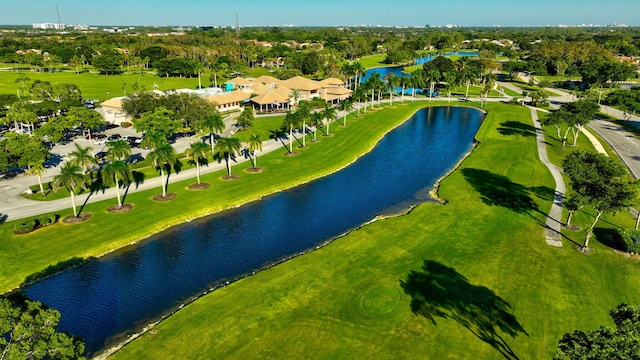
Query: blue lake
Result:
<box><xmin>23</xmin><ymin>106</ymin><xmax>484</xmax><ymax>355</ymax></box>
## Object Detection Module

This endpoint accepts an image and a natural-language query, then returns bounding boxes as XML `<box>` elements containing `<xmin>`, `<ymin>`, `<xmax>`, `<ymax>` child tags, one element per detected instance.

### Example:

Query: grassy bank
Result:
<box><xmin>0</xmin><ymin>101</ymin><xmax>434</xmax><ymax>293</ymax></box>
<box><xmin>110</xmin><ymin>103</ymin><xmax>640</xmax><ymax>359</ymax></box>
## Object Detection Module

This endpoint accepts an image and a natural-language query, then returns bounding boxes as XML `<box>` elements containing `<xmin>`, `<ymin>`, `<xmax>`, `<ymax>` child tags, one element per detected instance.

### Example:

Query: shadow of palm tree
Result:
<box><xmin>132</xmin><ymin>171</ymin><xmax>146</xmax><ymax>189</ymax></box>
<box><xmin>497</xmin><ymin>121</ymin><xmax>536</xmax><ymax>138</ymax></box>
<box><xmin>401</xmin><ymin>260</ymin><xmax>528</xmax><ymax>360</ymax></box>
<box><xmin>461</xmin><ymin>168</ymin><xmax>539</xmax><ymax>215</ymax></box>
<box><xmin>0</xmin><ymin>213</ymin><xmax>7</xmax><ymax>224</ymax></box>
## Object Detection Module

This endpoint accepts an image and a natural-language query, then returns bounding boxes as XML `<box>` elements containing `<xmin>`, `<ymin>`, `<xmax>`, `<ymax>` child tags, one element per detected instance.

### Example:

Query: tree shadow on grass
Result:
<box><xmin>401</xmin><ymin>260</ymin><xmax>528</xmax><ymax>360</ymax></box>
<box><xmin>461</xmin><ymin>168</ymin><xmax>539</xmax><ymax>216</ymax></box>
<box><xmin>497</xmin><ymin>121</ymin><xmax>537</xmax><ymax>138</ymax></box>
<box><xmin>22</xmin><ymin>256</ymin><xmax>96</xmax><ymax>285</ymax></box>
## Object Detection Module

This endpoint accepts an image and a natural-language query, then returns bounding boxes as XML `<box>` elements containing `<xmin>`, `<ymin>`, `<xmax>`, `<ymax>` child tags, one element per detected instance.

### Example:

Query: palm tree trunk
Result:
<box><xmin>343</xmin><ymin>113</ymin><xmax>346</xmax><ymax>126</ymax></box>
<box><xmin>210</xmin><ymin>133</ymin><xmax>215</xmax><ymax>154</ymax></box>
<box><xmin>584</xmin><ymin>210</ymin><xmax>603</xmax><ymax>249</ymax></box>
<box><xmin>252</xmin><ymin>152</ymin><xmax>257</xmax><ymax>167</ymax></box>
<box><xmin>226</xmin><ymin>154</ymin><xmax>231</xmax><ymax>176</ymax></box>
<box><xmin>636</xmin><ymin>209</ymin><xmax>640</xmax><ymax>230</ymax></box>
<box><xmin>289</xmin><ymin>126</ymin><xmax>293</xmax><ymax>152</ymax></box>
<box><xmin>326</xmin><ymin>120</ymin><xmax>330</xmax><ymax>135</ymax></box>
<box><xmin>401</xmin><ymin>85</ymin><xmax>405</xmax><ymax>103</ymax></box>
<box><xmin>160</xmin><ymin>168</ymin><xmax>167</xmax><ymax>197</ymax></box>
<box><xmin>302</xmin><ymin>121</ymin><xmax>306</xmax><ymax>147</ymax></box>
<box><xmin>37</xmin><ymin>174</ymin><xmax>44</xmax><ymax>196</ymax></box>
<box><xmin>196</xmin><ymin>161</ymin><xmax>201</xmax><ymax>184</ymax></box>
<box><xmin>70</xmin><ymin>191</ymin><xmax>77</xmax><ymax>217</ymax></box>
<box><xmin>465</xmin><ymin>82</ymin><xmax>470</xmax><ymax>99</ymax></box>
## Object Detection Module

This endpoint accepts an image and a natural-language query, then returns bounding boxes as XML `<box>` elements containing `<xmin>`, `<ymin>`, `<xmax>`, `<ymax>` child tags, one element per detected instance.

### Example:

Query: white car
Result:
<box><xmin>93</xmin><ymin>139</ymin><xmax>107</xmax><ymax>145</ymax></box>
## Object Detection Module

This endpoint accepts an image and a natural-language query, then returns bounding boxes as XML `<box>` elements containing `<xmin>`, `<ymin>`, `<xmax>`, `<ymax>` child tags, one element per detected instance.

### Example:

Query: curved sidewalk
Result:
<box><xmin>529</xmin><ymin>106</ymin><xmax>565</xmax><ymax>247</ymax></box>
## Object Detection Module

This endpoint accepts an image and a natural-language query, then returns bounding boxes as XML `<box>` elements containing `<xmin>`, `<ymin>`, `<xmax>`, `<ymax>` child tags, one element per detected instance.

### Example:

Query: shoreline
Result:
<box><xmin>92</xmin><ymin>106</ymin><xmax>485</xmax><ymax>359</ymax></box>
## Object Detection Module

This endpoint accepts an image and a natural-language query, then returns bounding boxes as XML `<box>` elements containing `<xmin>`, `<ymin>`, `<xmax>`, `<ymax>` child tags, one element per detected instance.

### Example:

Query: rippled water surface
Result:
<box><xmin>24</xmin><ymin>106</ymin><xmax>484</xmax><ymax>354</ymax></box>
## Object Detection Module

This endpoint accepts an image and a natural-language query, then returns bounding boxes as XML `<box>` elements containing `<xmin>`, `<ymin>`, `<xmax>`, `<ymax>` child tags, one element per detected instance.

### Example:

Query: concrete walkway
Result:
<box><xmin>529</xmin><ymin>106</ymin><xmax>565</xmax><ymax>247</ymax></box>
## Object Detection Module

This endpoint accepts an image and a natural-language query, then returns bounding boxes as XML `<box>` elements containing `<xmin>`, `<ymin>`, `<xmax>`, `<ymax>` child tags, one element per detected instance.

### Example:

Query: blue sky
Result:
<box><xmin>3</xmin><ymin>0</ymin><xmax>638</xmax><ymax>27</ymax></box>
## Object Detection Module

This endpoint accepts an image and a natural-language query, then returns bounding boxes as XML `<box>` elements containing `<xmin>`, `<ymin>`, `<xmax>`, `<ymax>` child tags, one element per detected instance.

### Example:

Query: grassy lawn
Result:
<box><xmin>231</xmin><ymin>115</ymin><xmax>286</xmax><ymax>143</ymax></box>
<box><xmin>357</xmin><ymin>54</ymin><xmax>390</xmax><ymax>69</ymax></box>
<box><xmin>109</xmin><ymin>102</ymin><xmax>640</xmax><ymax>359</ymax></box>
<box><xmin>0</xmin><ymin>71</ymin><xmax>200</xmax><ymax>101</ymax></box>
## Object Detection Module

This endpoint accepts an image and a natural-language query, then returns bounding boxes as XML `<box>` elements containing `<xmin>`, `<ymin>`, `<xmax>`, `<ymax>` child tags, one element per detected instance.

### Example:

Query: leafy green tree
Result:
<box><xmin>247</xmin><ymin>134</ymin><xmax>263</xmax><ymax>168</ymax></box>
<box><xmin>214</xmin><ymin>137</ymin><xmax>242</xmax><ymax>177</ymax></box>
<box><xmin>563</xmin><ymin>150</ymin><xmax>638</xmax><ymax>249</ymax></box>
<box><xmin>52</xmin><ymin>162</ymin><xmax>86</xmax><ymax>217</ymax></box>
<box><xmin>236</xmin><ymin>106</ymin><xmax>254</xmax><ymax>130</ymax></box>
<box><xmin>91</xmin><ymin>52</ymin><xmax>123</xmax><ymax>75</ymax></box>
<box><xmin>66</xmin><ymin>107</ymin><xmax>105</xmax><ymax>139</ymax></box>
<box><xmin>184</xmin><ymin>141</ymin><xmax>209</xmax><ymax>185</ymax></box>
<box><xmin>555</xmin><ymin>303</ymin><xmax>640</xmax><ymax>360</ymax></box>
<box><xmin>147</xmin><ymin>141</ymin><xmax>177</xmax><ymax>197</ymax></box>
<box><xmin>0</xmin><ymin>296</ymin><xmax>85</xmax><ymax>359</ymax></box>
<box><xmin>197</xmin><ymin>111</ymin><xmax>225</xmax><ymax>155</ymax></box>
<box><xmin>133</xmin><ymin>107</ymin><xmax>180</xmax><ymax>140</ymax></box>
<box><xmin>102</xmin><ymin>160</ymin><xmax>132</xmax><ymax>208</ymax></box>
<box><xmin>5</xmin><ymin>102</ymin><xmax>37</xmax><ymax>132</ymax></box>
<box><xmin>27</xmin><ymin>161</ymin><xmax>47</xmax><ymax>197</ymax></box>
<box><xmin>121</xmin><ymin>92</ymin><xmax>162</xmax><ymax>119</ymax></box>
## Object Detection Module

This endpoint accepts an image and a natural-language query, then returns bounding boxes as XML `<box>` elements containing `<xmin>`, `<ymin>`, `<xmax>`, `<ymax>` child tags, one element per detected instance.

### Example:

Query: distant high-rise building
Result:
<box><xmin>32</xmin><ymin>23</ymin><xmax>65</xmax><ymax>30</ymax></box>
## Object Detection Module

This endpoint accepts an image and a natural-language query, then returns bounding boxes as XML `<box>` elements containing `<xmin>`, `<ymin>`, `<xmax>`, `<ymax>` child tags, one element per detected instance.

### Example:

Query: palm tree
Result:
<box><xmin>410</xmin><ymin>69</ymin><xmax>424</xmax><ymax>98</ymax></box>
<box><xmin>290</xmin><ymin>89</ymin><xmax>303</xmax><ymax>108</ymax></box>
<box><xmin>282</xmin><ymin>111</ymin><xmax>301</xmax><ymax>153</ymax></box>
<box><xmin>399</xmin><ymin>76</ymin><xmax>410</xmax><ymax>103</ymax></box>
<box><xmin>297</xmin><ymin>102</ymin><xmax>311</xmax><ymax>147</ymax></box>
<box><xmin>322</xmin><ymin>104</ymin><xmax>337</xmax><ymax>136</ymax></box>
<box><xmin>27</xmin><ymin>161</ymin><xmax>47</xmax><ymax>197</ymax></box>
<box><xmin>139</xmin><ymin>131</ymin><xmax>165</xmax><ymax>151</ymax></box>
<box><xmin>102</xmin><ymin>160</ymin><xmax>133</xmax><ymax>208</ymax></box>
<box><xmin>247</xmin><ymin>134</ymin><xmax>263</xmax><ymax>168</ymax></box>
<box><xmin>198</xmin><ymin>112</ymin><xmax>225</xmax><ymax>155</ymax></box>
<box><xmin>340</xmin><ymin>99</ymin><xmax>354</xmax><ymax>126</ymax></box>
<box><xmin>426</xmin><ymin>69</ymin><xmax>440</xmax><ymax>100</ymax></box>
<box><xmin>147</xmin><ymin>142</ymin><xmax>177</xmax><ymax>197</ymax></box>
<box><xmin>340</xmin><ymin>62</ymin><xmax>354</xmax><ymax>88</ymax></box>
<box><xmin>310</xmin><ymin>112</ymin><xmax>323</xmax><ymax>142</ymax></box>
<box><xmin>352</xmin><ymin>62</ymin><xmax>365</xmax><ymax>91</ymax></box>
<box><xmin>52</xmin><ymin>162</ymin><xmax>86</xmax><ymax>217</ymax></box>
<box><xmin>184</xmin><ymin>141</ymin><xmax>209</xmax><ymax>185</ymax></box>
<box><xmin>106</xmin><ymin>140</ymin><xmax>131</xmax><ymax>162</ymax></box>
<box><xmin>443</xmin><ymin>71</ymin><xmax>458</xmax><ymax>102</ymax></box>
<box><xmin>214</xmin><ymin>137</ymin><xmax>242</xmax><ymax>177</ymax></box>
<box><xmin>69</xmin><ymin>143</ymin><xmax>97</xmax><ymax>174</ymax></box>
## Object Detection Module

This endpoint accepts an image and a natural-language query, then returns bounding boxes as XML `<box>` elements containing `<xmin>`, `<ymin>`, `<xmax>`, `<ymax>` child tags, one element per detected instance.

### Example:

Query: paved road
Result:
<box><xmin>587</xmin><ymin>119</ymin><xmax>640</xmax><ymax>179</ymax></box>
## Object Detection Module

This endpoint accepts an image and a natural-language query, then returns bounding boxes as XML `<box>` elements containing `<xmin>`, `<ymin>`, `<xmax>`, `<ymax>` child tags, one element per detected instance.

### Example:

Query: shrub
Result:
<box><xmin>14</xmin><ymin>219</ymin><xmax>36</xmax><ymax>234</ymax></box>
<box><xmin>618</xmin><ymin>228</ymin><xmax>640</xmax><ymax>254</ymax></box>
<box><xmin>37</xmin><ymin>214</ymin><xmax>55</xmax><ymax>227</ymax></box>
<box><xmin>121</xmin><ymin>121</ymin><xmax>133</xmax><ymax>128</ymax></box>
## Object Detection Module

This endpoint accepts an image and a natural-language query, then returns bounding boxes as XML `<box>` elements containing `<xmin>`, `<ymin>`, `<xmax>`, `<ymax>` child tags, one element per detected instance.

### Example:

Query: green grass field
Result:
<box><xmin>0</xmin><ymin>70</ymin><xmax>201</xmax><ymax>101</ymax></box>
<box><xmin>107</xmin><ymin>102</ymin><xmax>640</xmax><ymax>359</ymax></box>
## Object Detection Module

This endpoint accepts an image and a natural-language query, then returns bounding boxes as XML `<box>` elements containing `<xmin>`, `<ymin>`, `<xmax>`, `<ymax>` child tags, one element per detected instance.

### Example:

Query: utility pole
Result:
<box><xmin>235</xmin><ymin>13</ymin><xmax>240</xmax><ymax>35</ymax></box>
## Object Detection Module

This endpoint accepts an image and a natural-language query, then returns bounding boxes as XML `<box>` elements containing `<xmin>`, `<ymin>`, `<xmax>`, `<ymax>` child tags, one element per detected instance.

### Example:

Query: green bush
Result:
<box><xmin>618</xmin><ymin>228</ymin><xmax>640</xmax><ymax>253</ymax></box>
<box><xmin>37</xmin><ymin>214</ymin><xmax>54</xmax><ymax>227</ymax></box>
<box><xmin>14</xmin><ymin>219</ymin><xmax>36</xmax><ymax>234</ymax></box>
<box><xmin>121</xmin><ymin>121</ymin><xmax>133</xmax><ymax>128</ymax></box>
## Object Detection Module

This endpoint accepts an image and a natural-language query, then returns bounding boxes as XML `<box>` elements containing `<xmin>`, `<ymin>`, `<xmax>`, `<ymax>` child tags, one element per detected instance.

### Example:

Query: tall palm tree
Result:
<box><xmin>410</xmin><ymin>69</ymin><xmax>424</xmax><ymax>98</ymax></box>
<box><xmin>139</xmin><ymin>131</ymin><xmax>165</xmax><ymax>151</ymax></box>
<box><xmin>322</xmin><ymin>104</ymin><xmax>337</xmax><ymax>136</ymax></box>
<box><xmin>198</xmin><ymin>111</ymin><xmax>225</xmax><ymax>155</ymax></box>
<box><xmin>214</xmin><ymin>137</ymin><xmax>242</xmax><ymax>177</ymax></box>
<box><xmin>52</xmin><ymin>162</ymin><xmax>86</xmax><ymax>217</ymax></box>
<box><xmin>352</xmin><ymin>62</ymin><xmax>365</xmax><ymax>91</ymax></box>
<box><xmin>184</xmin><ymin>141</ymin><xmax>209</xmax><ymax>185</ymax></box>
<box><xmin>340</xmin><ymin>99</ymin><xmax>353</xmax><ymax>126</ymax></box>
<box><xmin>102</xmin><ymin>160</ymin><xmax>133</xmax><ymax>208</ymax></box>
<box><xmin>282</xmin><ymin>111</ymin><xmax>301</xmax><ymax>153</ymax></box>
<box><xmin>297</xmin><ymin>102</ymin><xmax>311</xmax><ymax>147</ymax></box>
<box><xmin>247</xmin><ymin>134</ymin><xmax>263</xmax><ymax>168</ymax></box>
<box><xmin>310</xmin><ymin>112</ymin><xmax>323</xmax><ymax>142</ymax></box>
<box><xmin>426</xmin><ymin>69</ymin><xmax>440</xmax><ymax>100</ymax></box>
<box><xmin>340</xmin><ymin>62</ymin><xmax>354</xmax><ymax>89</ymax></box>
<box><xmin>106</xmin><ymin>140</ymin><xmax>131</xmax><ymax>162</ymax></box>
<box><xmin>69</xmin><ymin>143</ymin><xmax>97</xmax><ymax>174</ymax></box>
<box><xmin>147</xmin><ymin>142</ymin><xmax>177</xmax><ymax>197</ymax></box>
<box><xmin>27</xmin><ymin>161</ymin><xmax>47</xmax><ymax>197</ymax></box>
<box><xmin>443</xmin><ymin>71</ymin><xmax>458</xmax><ymax>102</ymax></box>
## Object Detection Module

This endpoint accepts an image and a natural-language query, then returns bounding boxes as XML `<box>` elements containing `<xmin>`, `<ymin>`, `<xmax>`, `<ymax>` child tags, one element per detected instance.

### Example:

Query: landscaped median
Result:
<box><xmin>1</xmin><ymin>101</ymin><xmax>444</xmax><ymax>293</ymax></box>
<box><xmin>109</xmin><ymin>103</ymin><xmax>640</xmax><ymax>359</ymax></box>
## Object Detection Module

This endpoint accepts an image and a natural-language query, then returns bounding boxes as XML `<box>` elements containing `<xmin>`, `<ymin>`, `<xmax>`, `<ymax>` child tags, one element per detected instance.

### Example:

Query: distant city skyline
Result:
<box><xmin>3</xmin><ymin>0</ymin><xmax>639</xmax><ymax>27</ymax></box>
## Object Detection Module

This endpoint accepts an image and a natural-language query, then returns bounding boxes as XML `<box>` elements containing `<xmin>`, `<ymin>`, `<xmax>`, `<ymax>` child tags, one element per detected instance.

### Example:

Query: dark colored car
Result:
<box><xmin>107</xmin><ymin>134</ymin><xmax>121</xmax><ymax>141</ymax></box>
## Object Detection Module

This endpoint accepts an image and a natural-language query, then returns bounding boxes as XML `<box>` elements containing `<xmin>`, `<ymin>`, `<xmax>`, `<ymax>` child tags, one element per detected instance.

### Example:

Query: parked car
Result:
<box><xmin>107</xmin><ymin>134</ymin><xmax>121</xmax><ymax>141</ymax></box>
<box><xmin>93</xmin><ymin>139</ymin><xmax>107</xmax><ymax>145</ymax></box>
<box><xmin>127</xmin><ymin>154</ymin><xmax>145</xmax><ymax>164</ymax></box>
<box><xmin>95</xmin><ymin>151</ymin><xmax>108</xmax><ymax>160</ymax></box>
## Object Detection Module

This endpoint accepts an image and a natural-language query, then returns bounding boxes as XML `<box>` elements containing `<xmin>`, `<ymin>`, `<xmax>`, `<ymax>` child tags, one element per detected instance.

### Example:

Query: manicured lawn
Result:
<box><xmin>0</xmin><ymin>71</ymin><xmax>200</xmax><ymax>101</ymax></box>
<box><xmin>357</xmin><ymin>54</ymin><xmax>390</xmax><ymax>69</ymax></box>
<box><xmin>110</xmin><ymin>102</ymin><xmax>640</xmax><ymax>359</ymax></box>
<box><xmin>231</xmin><ymin>115</ymin><xmax>286</xmax><ymax>143</ymax></box>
